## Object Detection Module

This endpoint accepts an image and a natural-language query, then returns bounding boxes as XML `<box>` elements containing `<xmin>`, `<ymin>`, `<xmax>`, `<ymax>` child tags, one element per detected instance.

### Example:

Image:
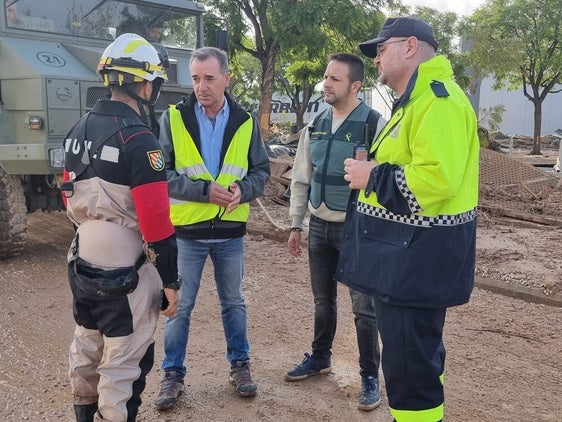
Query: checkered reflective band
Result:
<box><xmin>395</xmin><ymin>168</ymin><xmax>422</xmax><ymax>213</ymax></box>
<box><xmin>356</xmin><ymin>203</ymin><xmax>477</xmax><ymax>227</ymax></box>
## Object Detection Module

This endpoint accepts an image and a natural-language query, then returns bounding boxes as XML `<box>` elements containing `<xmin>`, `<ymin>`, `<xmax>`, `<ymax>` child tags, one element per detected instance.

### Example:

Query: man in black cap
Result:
<box><xmin>336</xmin><ymin>16</ymin><xmax>479</xmax><ymax>422</ymax></box>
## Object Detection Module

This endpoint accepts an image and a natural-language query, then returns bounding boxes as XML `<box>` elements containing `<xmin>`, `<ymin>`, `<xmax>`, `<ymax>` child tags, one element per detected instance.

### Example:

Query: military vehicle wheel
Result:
<box><xmin>0</xmin><ymin>167</ymin><xmax>27</xmax><ymax>259</ymax></box>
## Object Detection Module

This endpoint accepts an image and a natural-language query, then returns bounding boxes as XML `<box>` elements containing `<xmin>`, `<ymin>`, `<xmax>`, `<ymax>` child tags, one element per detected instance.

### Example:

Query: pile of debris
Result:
<box><xmin>261</xmin><ymin>134</ymin><xmax>562</xmax><ymax>230</ymax></box>
<box><xmin>479</xmin><ymin>148</ymin><xmax>562</xmax><ymax>227</ymax></box>
<box><xmin>263</xmin><ymin>132</ymin><xmax>299</xmax><ymax>205</ymax></box>
<box><xmin>491</xmin><ymin>132</ymin><xmax>561</xmax><ymax>151</ymax></box>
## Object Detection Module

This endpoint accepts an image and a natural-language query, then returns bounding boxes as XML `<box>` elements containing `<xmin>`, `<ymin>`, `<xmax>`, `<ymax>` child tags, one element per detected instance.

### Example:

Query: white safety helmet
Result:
<box><xmin>97</xmin><ymin>33</ymin><xmax>168</xmax><ymax>86</ymax></box>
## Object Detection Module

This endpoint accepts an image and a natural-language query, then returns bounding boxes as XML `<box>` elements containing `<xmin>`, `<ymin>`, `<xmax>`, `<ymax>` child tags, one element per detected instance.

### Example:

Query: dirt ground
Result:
<box><xmin>0</xmin><ymin>196</ymin><xmax>561</xmax><ymax>421</ymax></box>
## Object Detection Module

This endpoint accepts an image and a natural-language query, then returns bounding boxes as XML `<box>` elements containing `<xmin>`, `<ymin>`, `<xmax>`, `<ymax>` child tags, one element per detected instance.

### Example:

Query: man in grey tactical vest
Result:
<box><xmin>285</xmin><ymin>52</ymin><xmax>386</xmax><ymax>411</ymax></box>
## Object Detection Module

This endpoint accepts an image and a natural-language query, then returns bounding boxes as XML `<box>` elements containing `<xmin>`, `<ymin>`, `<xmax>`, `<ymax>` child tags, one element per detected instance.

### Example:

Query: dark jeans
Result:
<box><xmin>308</xmin><ymin>214</ymin><xmax>380</xmax><ymax>377</ymax></box>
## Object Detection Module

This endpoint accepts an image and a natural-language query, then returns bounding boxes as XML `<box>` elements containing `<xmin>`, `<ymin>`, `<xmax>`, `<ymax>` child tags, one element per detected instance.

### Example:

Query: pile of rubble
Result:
<box><xmin>262</xmin><ymin>131</ymin><xmax>562</xmax><ymax>228</ymax></box>
<box><xmin>479</xmin><ymin>147</ymin><xmax>562</xmax><ymax>226</ymax></box>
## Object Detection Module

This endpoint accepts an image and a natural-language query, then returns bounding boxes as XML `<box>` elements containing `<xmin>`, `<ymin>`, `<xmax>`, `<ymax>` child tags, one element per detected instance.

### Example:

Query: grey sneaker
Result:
<box><xmin>154</xmin><ymin>371</ymin><xmax>184</xmax><ymax>410</ymax></box>
<box><xmin>357</xmin><ymin>375</ymin><xmax>381</xmax><ymax>411</ymax></box>
<box><xmin>229</xmin><ymin>360</ymin><xmax>258</xmax><ymax>397</ymax></box>
<box><xmin>285</xmin><ymin>353</ymin><xmax>331</xmax><ymax>381</ymax></box>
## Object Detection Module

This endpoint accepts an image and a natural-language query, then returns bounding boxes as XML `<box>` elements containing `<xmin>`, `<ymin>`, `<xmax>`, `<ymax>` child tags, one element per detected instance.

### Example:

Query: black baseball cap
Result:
<box><xmin>359</xmin><ymin>16</ymin><xmax>439</xmax><ymax>58</ymax></box>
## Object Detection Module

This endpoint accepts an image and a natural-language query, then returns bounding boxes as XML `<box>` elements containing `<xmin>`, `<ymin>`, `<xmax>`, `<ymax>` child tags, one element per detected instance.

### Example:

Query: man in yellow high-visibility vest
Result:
<box><xmin>154</xmin><ymin>47</ymin><xmax>270</xmax><ymax>410</ymax></box>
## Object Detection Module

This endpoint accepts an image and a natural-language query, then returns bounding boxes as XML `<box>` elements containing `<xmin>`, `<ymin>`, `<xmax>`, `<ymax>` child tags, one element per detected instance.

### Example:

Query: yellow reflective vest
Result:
<box><xmin>168</xmin><ymin>106</ymin><xmax>252</xmax><ymax>225</ymax></box>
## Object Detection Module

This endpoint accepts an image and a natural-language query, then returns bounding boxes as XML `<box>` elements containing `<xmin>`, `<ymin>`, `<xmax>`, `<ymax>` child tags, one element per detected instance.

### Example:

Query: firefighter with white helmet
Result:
<box><xmin>96</xmin><ymin>32</ymin><xmax>168</xmax><ymax>135</ymax></box>
<box><xmin>63</xmin><ymin>33</ymin><xmax>181</xmax><ymax>422</ymax></box>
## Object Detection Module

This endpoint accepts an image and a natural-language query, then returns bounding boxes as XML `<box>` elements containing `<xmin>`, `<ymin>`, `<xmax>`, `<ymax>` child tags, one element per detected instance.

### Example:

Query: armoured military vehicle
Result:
<box><xmin>0</xmin><ymin>0</ymin><xmax>206</xmax><ymax>259</ymax></box>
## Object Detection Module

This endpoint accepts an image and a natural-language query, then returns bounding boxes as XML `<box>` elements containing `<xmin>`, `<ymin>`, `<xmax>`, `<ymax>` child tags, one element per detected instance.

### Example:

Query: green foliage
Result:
<box><xmin>202</xmin><ymin>13</ymin><xmax>225</xmax><ymax>48</ymax></box>
<box><xmin>477</xmin><ymin>105</ymin><xmax>505</xmax><ymax>148</ymax></box>
<box><xmin>464</xmin><ymin>0</ymin><xmax>562</xmax><ymax>154</ymax></box>
<box><xmin>203</xmin><ymin>0</ymin><xmax>387</xmax><ymax>133</ymax></box>
<box><xmin>229</xmin><ymin>51</ymin><xmax>262</xmax><ymax>113</ymax></box>
<box><xmin>273</xmin><ymin>1</ymin><xmax>386</xmax><ymax>120</ymax></box>
<box><xmin>479</xmin><ymin>104</ymin><xmax>506</xmax><ymax>133</ymax></box>
<box><xmin>200</xmin><ymin>1</ymin><xmax>476</xmax><ymax>132</ymax></box>
<box><xmin>284</xmin><ymin>60</ymin><xmax>325</xmax><ymax>87</ymax></box>
<box><xmin>409</xmin><ymin>6</ymin><xmax>470</xmax><ymax>89</ymax></box>
<box><xmin>278</xmin><ymin>58</ymin><xmax>325</xmax><ymax>129</ymax></box>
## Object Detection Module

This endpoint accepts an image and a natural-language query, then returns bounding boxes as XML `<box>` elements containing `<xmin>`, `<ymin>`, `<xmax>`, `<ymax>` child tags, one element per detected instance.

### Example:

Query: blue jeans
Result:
<box><xmin>308</xmin><ymin>215</ymin><xmax>380</xmax><ymax>377</ymax></box>
<box><xmin>161</xmin><ymin>237</ymin><xmax>250</xmax><ymax>378</ymax></box>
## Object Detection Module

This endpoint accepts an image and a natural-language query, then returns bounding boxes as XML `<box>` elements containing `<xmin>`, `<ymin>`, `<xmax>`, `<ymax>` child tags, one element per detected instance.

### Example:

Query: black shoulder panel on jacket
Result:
<box><xmin>430</xmin><ymin>80</ymin><xmax>449</xmax><ymax>97</ymax></box>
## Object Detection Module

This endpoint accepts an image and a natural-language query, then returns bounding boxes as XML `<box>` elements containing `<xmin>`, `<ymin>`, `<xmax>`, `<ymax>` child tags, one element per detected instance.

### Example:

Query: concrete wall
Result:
<box><xmin>477</xmin><ymin>77</ymin><xmax>562</xmax><ymax>137</ymax></box>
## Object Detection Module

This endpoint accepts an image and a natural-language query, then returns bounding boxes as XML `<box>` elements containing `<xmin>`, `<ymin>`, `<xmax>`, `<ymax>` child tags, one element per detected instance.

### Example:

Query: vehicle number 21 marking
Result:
<box><xmin>36</xmin><ymin>52</ymin><xmax>66</xmax><ymax>67</ymax></box>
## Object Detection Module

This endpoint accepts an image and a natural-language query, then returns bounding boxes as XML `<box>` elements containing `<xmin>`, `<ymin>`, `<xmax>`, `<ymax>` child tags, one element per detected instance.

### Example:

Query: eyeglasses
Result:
<box><xmin>377</xmin><ymin>39</ymin><xmax>408</xmax><ymax>56</ymax></box>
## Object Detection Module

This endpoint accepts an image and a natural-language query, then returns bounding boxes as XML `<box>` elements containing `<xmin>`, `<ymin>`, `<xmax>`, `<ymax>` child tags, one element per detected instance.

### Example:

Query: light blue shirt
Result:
<box><xmin>194</xmin><ymin>98</ymin><xmax>230</xmax><ymax>179</ymax></box>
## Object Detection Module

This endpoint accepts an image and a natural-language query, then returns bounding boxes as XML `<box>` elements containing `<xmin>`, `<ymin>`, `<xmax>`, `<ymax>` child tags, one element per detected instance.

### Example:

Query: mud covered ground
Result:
<box><xmin>0</xmin><ymin>204</ymin><xmax>561</xmax><ymax>421</ymax></box>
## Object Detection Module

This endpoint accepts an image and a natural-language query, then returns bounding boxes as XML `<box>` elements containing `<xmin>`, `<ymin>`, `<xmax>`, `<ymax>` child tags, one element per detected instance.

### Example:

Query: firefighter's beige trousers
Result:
<box><xmin>69</xmin><ymin>262</ymin><xmax>161</xmax><ymax>421</ymax></box>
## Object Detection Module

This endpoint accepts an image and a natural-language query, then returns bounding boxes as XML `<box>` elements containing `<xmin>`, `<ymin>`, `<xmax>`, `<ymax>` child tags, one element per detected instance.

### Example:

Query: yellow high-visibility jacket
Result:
<box><xmin>336</xmin><ymin>55</ymin><xmax>479</xmax><ymax>308</ymax></box>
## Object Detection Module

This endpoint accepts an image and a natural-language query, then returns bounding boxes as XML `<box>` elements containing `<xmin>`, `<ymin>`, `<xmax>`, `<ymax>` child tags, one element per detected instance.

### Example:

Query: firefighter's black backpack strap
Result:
<box><xmin>61</xmin><ymin>114</ymin><xmax>146</xmax><ymax>196</ymax></box>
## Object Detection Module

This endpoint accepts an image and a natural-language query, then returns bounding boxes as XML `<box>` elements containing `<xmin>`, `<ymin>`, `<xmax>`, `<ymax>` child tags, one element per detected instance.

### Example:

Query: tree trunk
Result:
<box><xmin>530</xmin><ymin>99</ymin><xmax>542</xmax><ymax>155</ymax></box>
<box><xmin>257</xmin><ymin>47</ymin><xmax>279</xmax><ymax>141</ymax></box>
<box><xmin>295</xmin><ymin>104</ymin><xmax>305</xmax><ymax>130</ymax></box>
<box><xmin>294</xmin><ymin>84</ymin><xmax>314</xmax><ymax>131</ymax></box>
